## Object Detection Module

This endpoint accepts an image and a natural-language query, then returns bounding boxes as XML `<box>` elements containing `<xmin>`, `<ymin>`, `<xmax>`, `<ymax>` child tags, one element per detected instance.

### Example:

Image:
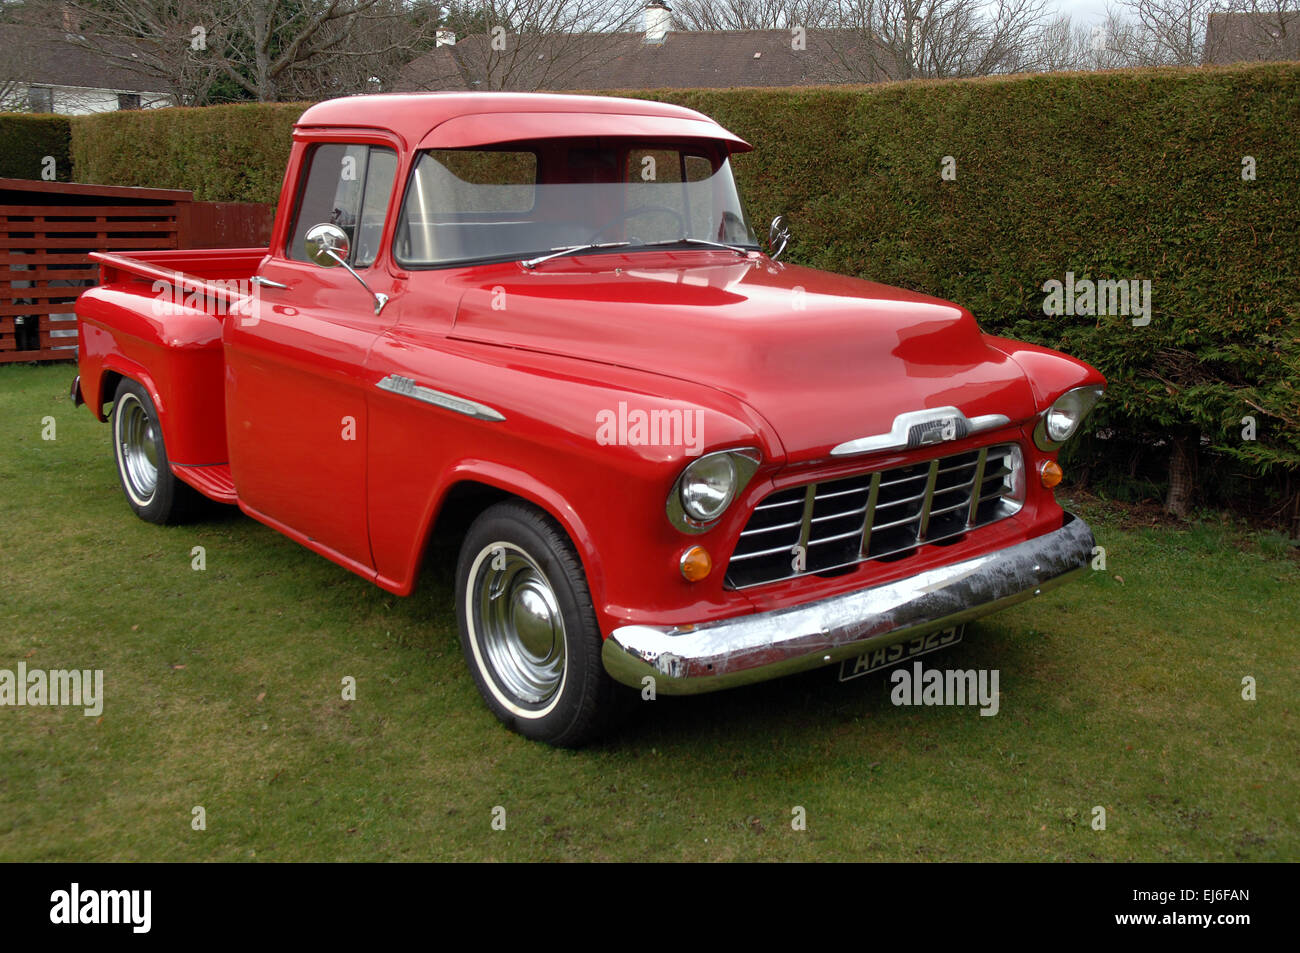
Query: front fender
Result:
<box><xmin>364</xmin><ymin>337</ymin><xmax>781</xmax><ymax>636</ymax></box>
<box><xmin>983</xmin><ymin>335</ymin><xmax>1107</xmax><ymax>407</ymax></box>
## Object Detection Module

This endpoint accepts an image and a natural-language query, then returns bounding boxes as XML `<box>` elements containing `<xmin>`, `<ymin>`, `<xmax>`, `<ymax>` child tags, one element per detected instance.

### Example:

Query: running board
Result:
<box><xmin>172</xmin><ymin>463</ymin><xmax>237</xmax><ymax>503</ymax></box>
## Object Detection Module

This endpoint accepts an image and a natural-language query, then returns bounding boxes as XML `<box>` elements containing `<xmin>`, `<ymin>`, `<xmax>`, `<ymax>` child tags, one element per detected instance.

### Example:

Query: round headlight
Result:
<box><xmin>1038</xmin><ymin>385</ymin><xmax>1104</xmax><ymax>449</ymax></box>
<box><xmin>679</xmin><ymin>454</ymin><xmax>737</xmax><ymax>523</ymax></box>
<box><xmin>1046</xmin><ymin>401</ymin><xmax>1081</xmax><ymax>442</ymax></box>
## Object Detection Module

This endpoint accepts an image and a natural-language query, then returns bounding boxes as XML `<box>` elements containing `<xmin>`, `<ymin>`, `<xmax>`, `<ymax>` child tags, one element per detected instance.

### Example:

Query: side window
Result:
<box><xmin>355</xmin><ymin>150</ymin><xmax>398</xmax><ymax>267</ymax></box>
<box><xmin>289</xmin><ymin>144</ymin><xmax>397</xmax><ymax>268</ymax></box>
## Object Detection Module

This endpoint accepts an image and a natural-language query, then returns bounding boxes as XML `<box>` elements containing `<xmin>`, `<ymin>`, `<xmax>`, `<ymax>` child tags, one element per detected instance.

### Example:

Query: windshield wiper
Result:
<box><xmin>521</xmin><ymin>241</ymin><xmax>630</xmax><ymax>269</ymax></box>
<box><xmin>638</xmin><ymin>237</ymin><xmax>753</xmax><ymax>256</ymax></box>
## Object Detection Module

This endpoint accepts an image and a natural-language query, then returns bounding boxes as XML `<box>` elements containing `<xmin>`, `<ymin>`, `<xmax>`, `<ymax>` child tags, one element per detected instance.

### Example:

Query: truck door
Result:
<box><xmin>224</xmin><ymin>141</ymin><xmax>399</xmax><ymax>571</ymax></box>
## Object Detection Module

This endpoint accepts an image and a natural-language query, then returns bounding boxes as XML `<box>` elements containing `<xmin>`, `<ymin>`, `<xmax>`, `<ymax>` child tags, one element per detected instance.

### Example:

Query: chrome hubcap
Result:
<box><xmin>117</xmin><ymin>394</ymin><xmax>158</xmax><ymax>504</ymax></box>
<box><xmin>473</xmin><ymin>545</ymin><xmax>565</xmax><ymax>706</ymax></box>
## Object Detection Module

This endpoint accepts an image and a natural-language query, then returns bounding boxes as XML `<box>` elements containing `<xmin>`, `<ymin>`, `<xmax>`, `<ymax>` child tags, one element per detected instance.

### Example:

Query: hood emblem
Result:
<box><xmin>831</xmin><ymin>407</ymin><xmax>1010</xmax><ymax>457</ymax></box>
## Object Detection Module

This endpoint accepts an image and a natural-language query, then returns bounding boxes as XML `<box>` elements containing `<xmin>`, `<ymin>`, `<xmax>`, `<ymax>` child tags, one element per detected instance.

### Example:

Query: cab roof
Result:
<box><xmin>294</xmin><ymin>92</ymin><xmax>751</xmax><ymax>152</ymax></box>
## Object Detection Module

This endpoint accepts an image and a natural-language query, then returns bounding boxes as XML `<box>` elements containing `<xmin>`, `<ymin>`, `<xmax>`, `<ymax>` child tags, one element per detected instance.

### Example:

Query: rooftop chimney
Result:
<box><xmin>644</xmin><ymin>2</ymin><xmax>671</xmax><ymax>45</ymax></box>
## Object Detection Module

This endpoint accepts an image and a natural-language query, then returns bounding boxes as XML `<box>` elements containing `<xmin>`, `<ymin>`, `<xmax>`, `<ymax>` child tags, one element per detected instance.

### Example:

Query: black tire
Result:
<box><xmin>110</xmin><ymin>378</ymin><xmax>201</xmax><ymax>524</ymax></box>
<box><xmin>456</xmin><ymin>501</ymin><xmax>621</xmax><ymax>747</ymax></box>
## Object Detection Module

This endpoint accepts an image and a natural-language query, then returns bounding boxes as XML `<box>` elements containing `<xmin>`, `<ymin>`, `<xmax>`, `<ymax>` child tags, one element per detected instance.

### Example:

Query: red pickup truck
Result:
<box><xmin>73</xmin><ymin>92</ymin><xmax>1105</xmax><ymax>746</ymax></box>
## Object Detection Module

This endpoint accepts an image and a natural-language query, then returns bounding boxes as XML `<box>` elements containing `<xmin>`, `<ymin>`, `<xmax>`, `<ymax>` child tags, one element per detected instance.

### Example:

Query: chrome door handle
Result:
<box><xmin>250</xmin><ymin>275</ymin><xmax>289</xmax><ymax>290</ymax></box>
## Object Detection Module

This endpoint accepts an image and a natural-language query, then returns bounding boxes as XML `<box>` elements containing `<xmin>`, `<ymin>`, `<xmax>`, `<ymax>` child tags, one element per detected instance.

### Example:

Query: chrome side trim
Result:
<box><xmin>249</xmin><ymin>275</ymin><xmax>289</xmax><ymax>290</ymax></box>
<box><xmin>603</xmin><ymin>513</ymin><xmax>1095</xmax><ymax>695</ymax></box>
<box><xmin>831</xmin><ymin>408</ymin><xmax>1012</xmax><ymax>457</ymax></box>
<box><xmin>376</xmin><ymin>374</ymin><xmax>505</xmax><ymax>422</ymax></box>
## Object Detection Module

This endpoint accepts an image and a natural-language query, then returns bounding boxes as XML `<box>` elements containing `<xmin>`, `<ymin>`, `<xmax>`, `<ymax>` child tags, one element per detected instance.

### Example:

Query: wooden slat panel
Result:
<box><xmin>0</xmin><ymin>220</ymin><xmax>179</xmax><ymax>234</ymax></box>
<box><xmin>0</xmin><ymin>253</ymin><xmax>102</xmax><ymax>266</ymax></box>
<box><xmin>0</xmin><ymin>204</ymin><xmax>183</xmax><ymax>217</ymax></box>
<box><xmin>1</xmin><ymin>182</ymin><xmax>197</xmax><ymax>363</ymax></box>
<box><xmin>0</xmin><ymin>237</ymin><xmax>176</xmax><ymax>249</ymax></box>
<box><xmin>0</xmin><ymin>267</ymin><xmax>98</xmax><ymax>281</ymax></box>
<box><xmin>179</xmin><ymin>201</ymin><xmax>275</xmax><ymax>249</ymax></box>
<box><xmin>0</xmin><ymin>176</ymin><xmax>192</xmax><ymax>202</ymax></box>
<box><xmin>0</xmin><ymin>304</ymin><xmax>83</xmax><ymax>317</ymax></box>
<box><xmin>0</xmin><ymin>286</ymin><xmax>94</xmax><ymax>301</ymax></box>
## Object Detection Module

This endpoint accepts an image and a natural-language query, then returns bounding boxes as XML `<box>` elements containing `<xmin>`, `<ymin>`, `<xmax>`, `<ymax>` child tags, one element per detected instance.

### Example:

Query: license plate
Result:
<box><xmin>837</xmin><ymin>625</ymin><xmax>965</xmax><ymax>682</ymax></box>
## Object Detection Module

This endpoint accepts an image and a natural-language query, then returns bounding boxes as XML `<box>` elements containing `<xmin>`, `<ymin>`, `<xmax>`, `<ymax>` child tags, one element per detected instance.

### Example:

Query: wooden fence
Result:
<box><xmin>0</xmin><ymin>177</ymin><xmax>273</xmax><ymax>363</ymax></box>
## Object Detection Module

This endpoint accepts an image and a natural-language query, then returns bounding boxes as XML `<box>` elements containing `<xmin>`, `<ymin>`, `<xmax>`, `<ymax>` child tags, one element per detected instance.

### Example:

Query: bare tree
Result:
<box><xmin>404</xmin><ymin>0</ymin><xmax>645</xmax><ymax>92</ymax></box>
<box><xmin>1088</xmin><ymin>0</ymin><xmax>1300</xmax><ymax>66</ymax></box>
<box><xmin>1122</xmin><ymin>0</ymin><xmax>1225</xmax><ymax>64</ymax></box>
<box><xmin>205</xmin><ymin>0</ymin><xmax>445</xmax><ymax>101</ymax></box>
<box><xmin>9</xmin><ymin>0</ymin><xmax>447</xmax><ymax>104</ymax></box>
<box><xmin>820</xmin><ymin>0</ymin><xmax>1052</xmax><ymax>80</ymax></box>
<box><xmin>671</xmin><ymin>0</ymin><xmax>840</xmax><ymax>29</ymax></box>
<box><xmin>1030</xmin><ymin>7</ymin><xmax>1153</xmax><ymax>71</ymax></box>
<box><xmin>1028</xmin><ymin>13</ymin><xmax>1087</xmax><ymax>71</ymax></box>
<box><xmin>0</xmin><ymin>32</ymin><xmax>38</xmax><ymax>109</ymax></box>
<box><xmin>1203</xmin><ymin>0</ymin><xmax>1300</xmax><ymax>62</ymax></box>
<box><xmin>48</xmin><ymin>0</ymin><xmax>229</xmax><ymax>105</ymax></box>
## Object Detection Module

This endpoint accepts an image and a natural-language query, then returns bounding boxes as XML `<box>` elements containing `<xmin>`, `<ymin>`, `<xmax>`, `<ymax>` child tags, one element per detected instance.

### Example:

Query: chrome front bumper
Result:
<box><xmin>602</xmin><ymin>513</ymin><xmax>1095</xmax><ymax>695</ymax></box>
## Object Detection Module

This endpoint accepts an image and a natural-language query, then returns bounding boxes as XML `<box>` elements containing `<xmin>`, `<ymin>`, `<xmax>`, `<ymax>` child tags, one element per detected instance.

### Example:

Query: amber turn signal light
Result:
<box><xmin>1040</xmin><ymin>460</ymin><xmax>1064</xmax><ymax>488</ymax></box>
<box><xmin>680</xmin><ymin>545</ymin><xmax>712</xmax><ymax>582</ymax></box>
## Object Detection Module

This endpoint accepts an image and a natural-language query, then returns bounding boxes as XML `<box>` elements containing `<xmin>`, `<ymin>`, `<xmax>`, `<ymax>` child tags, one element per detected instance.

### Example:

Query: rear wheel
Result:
<box><xmin>111</xmin><ymin>378</ymin><xmax>200</xmax><ymax>524</ymax></box>
<box><xmin>456</xmin><ymin>501</ymin><xmax>621</xmax><ymax>747</ymax></box>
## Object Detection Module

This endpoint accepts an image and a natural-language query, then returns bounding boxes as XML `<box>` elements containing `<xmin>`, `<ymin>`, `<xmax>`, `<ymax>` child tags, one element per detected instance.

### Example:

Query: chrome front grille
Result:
<box><xmin>725</xmin><ymin>443</ymin><xmax>1025</xmax><ymax>589</ymax></box>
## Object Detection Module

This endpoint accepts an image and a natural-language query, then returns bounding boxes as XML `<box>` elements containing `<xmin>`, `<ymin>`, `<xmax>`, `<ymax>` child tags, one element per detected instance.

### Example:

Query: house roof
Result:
<box><xmin>1204</xmin><ymin>12</ymin><xmax>1300</xmax><ymax>64</ymax></box>
<box><xmin>0</xmin><ymin>25</ymin><xmax>172</xmax><ymax>93</ymax></box>
<box><xmin>397</xmin><ymin>29</ymin><xmax>889</xmax><ymax>93</ymax></box>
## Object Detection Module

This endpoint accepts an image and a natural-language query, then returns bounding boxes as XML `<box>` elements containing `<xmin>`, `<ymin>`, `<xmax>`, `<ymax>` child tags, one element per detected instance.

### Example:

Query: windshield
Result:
<box><xmin>394</xmin><ymin>140</ymin><xmax>757</xmax><ymax>267</ymax></box>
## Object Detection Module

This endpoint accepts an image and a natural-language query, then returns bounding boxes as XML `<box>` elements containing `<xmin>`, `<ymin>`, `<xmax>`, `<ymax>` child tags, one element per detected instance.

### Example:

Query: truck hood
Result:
<box><xmin>448</xmin><ymin>252</ymin><xmax>1038</xmax><ymax>463</ymax></box>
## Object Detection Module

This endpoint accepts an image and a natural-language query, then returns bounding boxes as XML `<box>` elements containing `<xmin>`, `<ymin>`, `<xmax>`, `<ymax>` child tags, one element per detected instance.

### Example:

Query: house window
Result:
<box><xmin>28</xmin><ymin>86</ymin><xmax>54</xmax><ymax>113</ymax></box>
<box><xmin>117</xmin><ymin>93</ymin><xmax>141</xmax><ymax>111</ymax></box>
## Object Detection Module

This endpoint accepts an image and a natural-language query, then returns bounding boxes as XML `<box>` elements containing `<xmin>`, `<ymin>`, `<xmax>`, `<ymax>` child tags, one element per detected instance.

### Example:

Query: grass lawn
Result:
<box><xmin>1</xmin><ymin>362</ymin><xmax>1296</xmax><ymax>861</ymax></box>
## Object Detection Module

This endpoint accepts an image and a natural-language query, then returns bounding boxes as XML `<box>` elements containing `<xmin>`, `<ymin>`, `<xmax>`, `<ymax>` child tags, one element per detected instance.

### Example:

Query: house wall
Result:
<box><xmin>0</xmin><ymin>83</ymin><xmax>172</xmax><ymax>116</ymax></box>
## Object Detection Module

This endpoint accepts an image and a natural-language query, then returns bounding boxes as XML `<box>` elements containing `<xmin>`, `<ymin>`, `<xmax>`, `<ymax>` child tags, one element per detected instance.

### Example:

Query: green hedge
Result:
<box><xmin>71</xmin><ymin>103</ymin><xmax>307</xmax><ymax>203</ymax></box>
<box><xmin>0</xmin><ymin>113</ymin><xmax>72</xmax><ymax>180</ymax></box>
<box><xmin>66</xmin><ymin>66</ymin><xmax>1300</xmax><ymax>525</ymax></box>
<box><xmin>644</xmin><ymin>68</ymin><xmax>1300</xmax><ymax>523</ymax></box>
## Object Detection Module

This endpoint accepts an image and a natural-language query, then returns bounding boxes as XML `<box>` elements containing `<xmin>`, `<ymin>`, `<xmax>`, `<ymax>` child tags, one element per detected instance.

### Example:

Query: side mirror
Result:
<box><xmin>768</xmin><ymin>215</ymin><xmax>791</xmax><ymax>261</ymax></box>
<box><xmin>304</xmin><ymin>223</ymin><xmax>350</xmax><ymax>268</ymax></box>
<box><xmin>302</xmin><ymin>223</ymin><xmax>388</xmax><ymax>315</ymax></box>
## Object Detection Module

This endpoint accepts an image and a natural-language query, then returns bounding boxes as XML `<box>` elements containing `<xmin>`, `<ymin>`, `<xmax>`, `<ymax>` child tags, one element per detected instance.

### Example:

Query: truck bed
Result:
<box><xmin>75</xmin><ymin>247</ymin><xmax>271</xmax><ymax>498</ymax></box>
<box><xmin>90</xmin><ymin>247</ymin><xmax>268</xmax><ymax>302</ymax></box>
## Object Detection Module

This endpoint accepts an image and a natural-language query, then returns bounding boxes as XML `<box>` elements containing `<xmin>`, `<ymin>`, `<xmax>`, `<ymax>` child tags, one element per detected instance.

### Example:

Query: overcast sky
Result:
<box><xmin>1049</xmin><ymin>0</ymin><xmax>1113</xmax><ymax>24</ymax></box>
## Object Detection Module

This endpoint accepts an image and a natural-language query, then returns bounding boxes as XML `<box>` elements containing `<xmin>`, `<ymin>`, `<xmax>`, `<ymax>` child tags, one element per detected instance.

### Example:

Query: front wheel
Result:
<box><xmin>111</xmin><ymin>378</ymin><xmax>200</xmax><ymax>524</ymax></box>
<box><xmin>456</xmin><ymin>501</ymin><xmax>621</xmax><ymax>747</ymax></box>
